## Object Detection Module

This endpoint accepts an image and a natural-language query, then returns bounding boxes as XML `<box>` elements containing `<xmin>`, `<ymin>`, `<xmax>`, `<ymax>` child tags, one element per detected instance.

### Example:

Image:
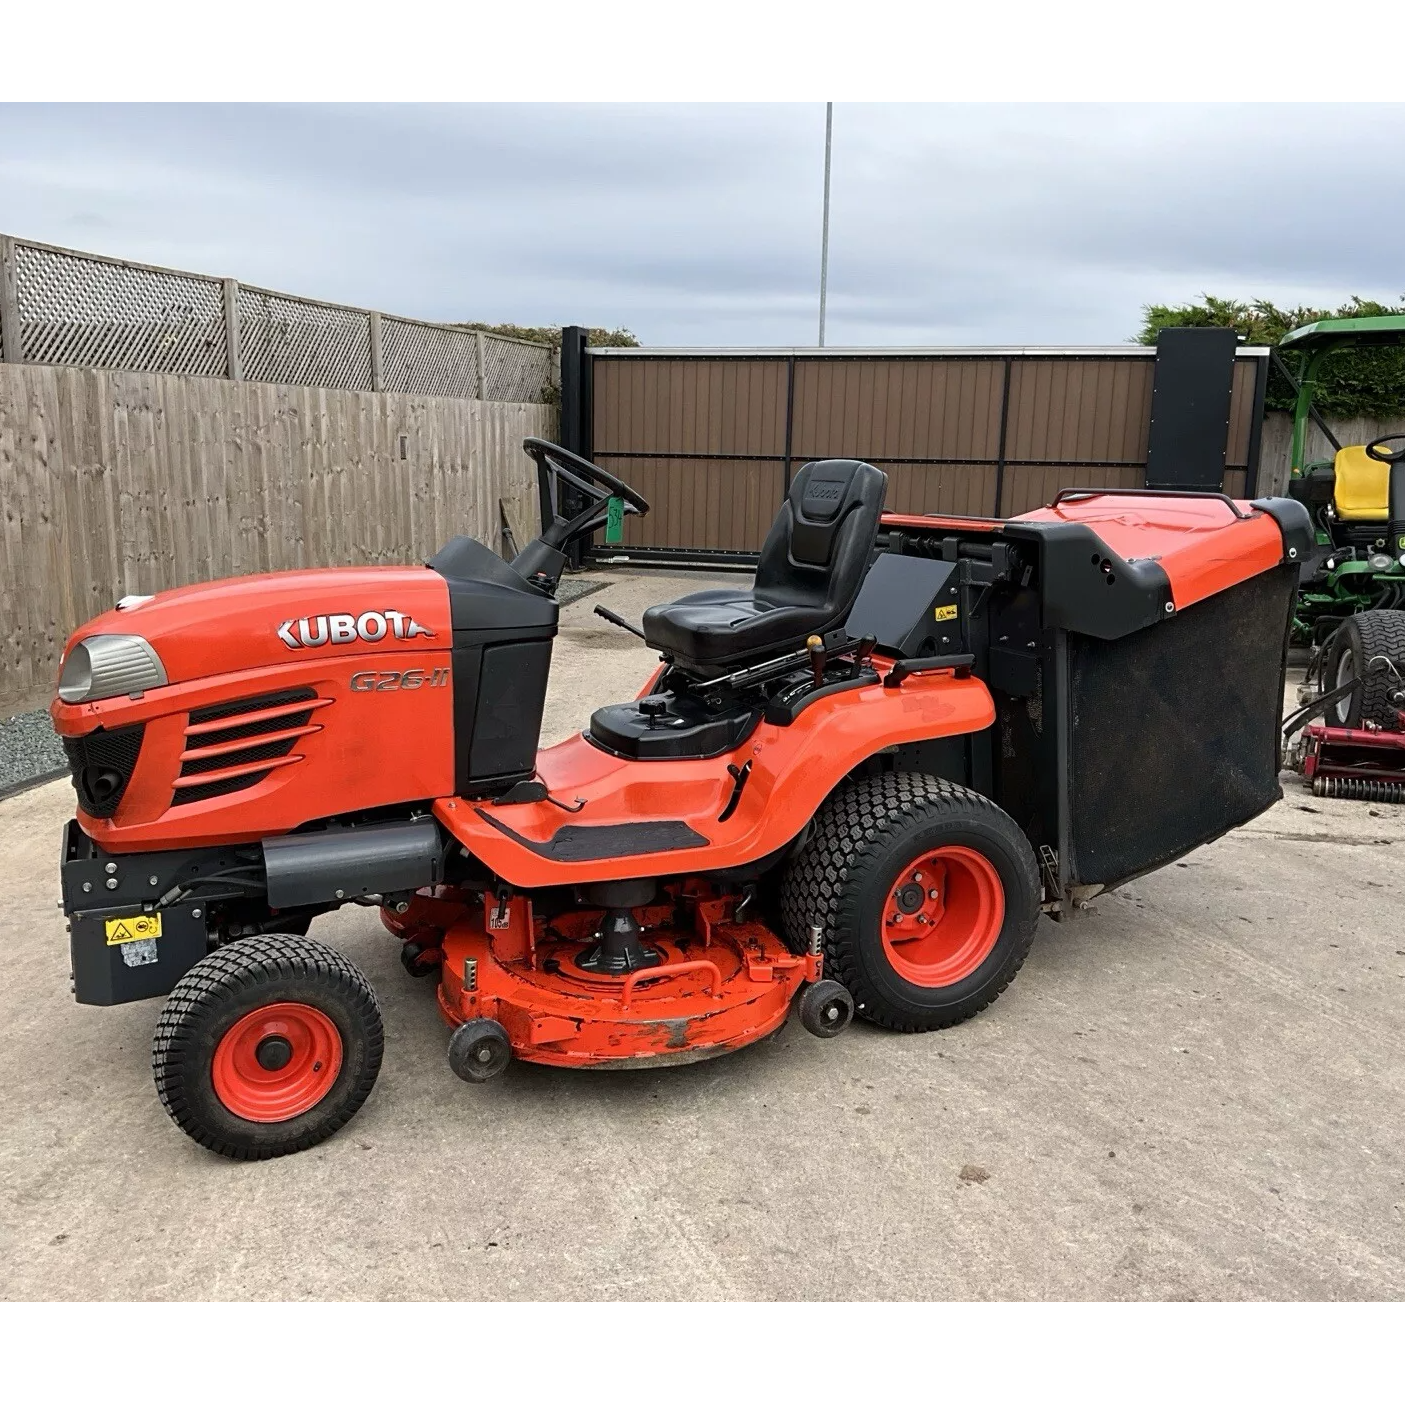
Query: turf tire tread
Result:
<box><xmin>780</xmin><ymin>772</ymin><xmax>1040</xmax><ymax>1032</ymax></box>
<box><xmin>1342</xmin><ymin>610</ymin><xmax>1405</xmax><ymax>728</ymax></box>
<box><xmin>152</xmin><ymin>934</ymin><xmax>383</xmax><ymax>1161</ymax></box>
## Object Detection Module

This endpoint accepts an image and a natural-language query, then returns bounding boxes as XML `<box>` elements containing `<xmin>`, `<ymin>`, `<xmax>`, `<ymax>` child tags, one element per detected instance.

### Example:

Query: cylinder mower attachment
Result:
<box><xmin>1285</xmin><ymin>609</ymin><xmax>1405</xmax><ymax>803</ymax></box>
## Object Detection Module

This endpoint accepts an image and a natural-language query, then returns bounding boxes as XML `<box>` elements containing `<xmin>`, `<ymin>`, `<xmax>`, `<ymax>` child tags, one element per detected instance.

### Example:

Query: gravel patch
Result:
<box><xmin>556</xmin><ymin>577</ymin><xmax>609</xmax><ymax>608</ymax></box>
<box><xmin>1</xmin><ymin>709</ymin><xmax>67</xmax><ymax>799</ymax></box>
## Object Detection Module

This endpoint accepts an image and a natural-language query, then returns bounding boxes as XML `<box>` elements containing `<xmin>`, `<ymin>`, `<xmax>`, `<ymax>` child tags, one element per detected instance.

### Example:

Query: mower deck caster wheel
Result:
<box><xmin>399</xmin><ymin>941</ymin><xmax>440</xmax><ymax>978</ymax></box>
<box><xmin>448</xmin><ymin>1018</ymin><xmax>512</xmax><ymax>1083</ymax></box>
<box><xmin>798</xmin><ymin>979</ymin><xmax>854</xmax><ymax>1038</ymax></box>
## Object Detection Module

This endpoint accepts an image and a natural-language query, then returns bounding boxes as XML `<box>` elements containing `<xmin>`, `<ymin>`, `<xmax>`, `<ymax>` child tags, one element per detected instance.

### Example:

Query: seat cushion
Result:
<box><xmin>642</xmin><ymin>588</ymin><xmax>832</xmax><ymax>672</ymax></box>
<box><xmin>640</xmin><ymin>459</ymin><xmax>888</xmax><ymax>675</ymax></box>
<box><xmin>1333</xmin><ymin>444</ymin><xmax>1390</xmax><ymax>521</ymax></box>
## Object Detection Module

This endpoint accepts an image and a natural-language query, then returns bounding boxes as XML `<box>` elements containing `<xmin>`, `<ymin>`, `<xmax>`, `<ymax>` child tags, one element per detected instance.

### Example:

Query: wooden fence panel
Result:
<box><xmin>0</xmin><ymin>363</ymin><xmax>555</xmax><ymax>716</ymax></box>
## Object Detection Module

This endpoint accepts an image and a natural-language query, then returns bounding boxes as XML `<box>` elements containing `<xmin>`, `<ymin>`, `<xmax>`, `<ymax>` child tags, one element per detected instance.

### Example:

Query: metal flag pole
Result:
<box><xmin>818</xmin><ymin>101</ymin><xmax>833</xmax><ymax>348</ymax></box>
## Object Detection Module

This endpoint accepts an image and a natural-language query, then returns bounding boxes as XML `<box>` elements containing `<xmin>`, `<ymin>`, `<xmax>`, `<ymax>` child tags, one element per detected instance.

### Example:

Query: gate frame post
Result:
<box><xmin>558</xmin><ymin>326</ymin><xmax>591</xmax><ymax>564</ymax></box>
<box><xmin>559</xmin><ymin>326</ymin><xmax>589</xmax><ymax>458</ymax></box>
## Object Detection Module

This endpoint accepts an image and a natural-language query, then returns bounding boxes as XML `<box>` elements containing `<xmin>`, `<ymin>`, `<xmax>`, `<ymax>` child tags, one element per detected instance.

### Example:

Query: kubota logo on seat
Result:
<box><xmin>276</xmin><ymin>611</ymin><xmax>435</xmax><ymax>649</ymax></box>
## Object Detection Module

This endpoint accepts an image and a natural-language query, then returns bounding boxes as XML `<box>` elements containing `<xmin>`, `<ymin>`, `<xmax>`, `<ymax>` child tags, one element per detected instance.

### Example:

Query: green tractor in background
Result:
<box><xmin>1281</xmin><ymin>315</ymin><xmax>1405</xmax><ymax>644</ymax></box>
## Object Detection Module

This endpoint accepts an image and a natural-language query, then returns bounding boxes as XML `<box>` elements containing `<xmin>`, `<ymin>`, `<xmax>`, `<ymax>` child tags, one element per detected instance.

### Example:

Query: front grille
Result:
<box><xmin>171</xmin><ymin>773</ymin><xmax>272</xmax><ymax>806</ymax></box>
<box><xmin>179</xmin><ymin>736</ymin><xmax>306</xmax><ymax>777</ymax></box>
<box><xmin>172</xmin><ymin>687</ymin><xmax>319</xmax><ymax>807</ymax></box>
<box><xmin>186</xmin><ymin>687</ymin><xmax>316</xmax><ymax>729</ymax></box>
<box><xmin>63</xmin><ymin>723</ymin><xmax>146</xmax><ymax>818</ymax></box>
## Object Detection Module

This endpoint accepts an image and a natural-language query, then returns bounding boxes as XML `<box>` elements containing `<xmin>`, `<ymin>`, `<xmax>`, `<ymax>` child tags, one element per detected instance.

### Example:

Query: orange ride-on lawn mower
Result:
<box><xmin>53</xmin><ymin>440</ymin><xmax>1311</xmax><ymax>1159</ymax></box>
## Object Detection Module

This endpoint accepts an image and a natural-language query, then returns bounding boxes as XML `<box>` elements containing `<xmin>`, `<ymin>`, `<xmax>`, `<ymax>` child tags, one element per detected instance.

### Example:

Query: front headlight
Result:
<box><xmin>57</xmin><ymin>635</ymin><xmax>167</xmax><ymax>703</ymax></box>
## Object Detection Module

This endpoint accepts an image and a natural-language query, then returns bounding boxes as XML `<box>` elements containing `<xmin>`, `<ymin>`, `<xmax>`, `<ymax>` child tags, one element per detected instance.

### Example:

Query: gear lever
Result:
<box><xmin>594</xmin><ymin>604</ymin><xmax>646</xmax><ymax>641</ymax></box>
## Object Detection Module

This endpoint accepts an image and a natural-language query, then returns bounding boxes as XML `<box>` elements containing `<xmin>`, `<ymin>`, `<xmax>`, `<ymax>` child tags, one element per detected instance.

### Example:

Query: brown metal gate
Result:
<box><xmin>581</xmin><ymin>346</ymin><xmax>1268</xmax><ymax>560</ymax></box>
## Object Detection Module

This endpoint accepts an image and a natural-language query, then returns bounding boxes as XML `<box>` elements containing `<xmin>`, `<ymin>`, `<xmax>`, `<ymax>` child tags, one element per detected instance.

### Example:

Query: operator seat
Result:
<box><xmin>641</xmin><ymin>458</ymin><xmax>888</xmax><ymax>677</ymax></box>
<box><xmin>1331</xmin><ymin>444</ymin><xmax>1391</xmax><ymax>521</ymax></box>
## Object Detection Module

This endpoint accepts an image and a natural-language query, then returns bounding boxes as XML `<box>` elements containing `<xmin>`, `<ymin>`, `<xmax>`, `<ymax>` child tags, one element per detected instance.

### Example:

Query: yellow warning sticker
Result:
<box><xmin>933</xmin><ymin>604</ymin><xmax>959</xmax><ymax>622</ymax></box>
<box><xmin>105</xmin><ymin>913</ymin><xmax>162</xmax><ymax>945</ymax></box>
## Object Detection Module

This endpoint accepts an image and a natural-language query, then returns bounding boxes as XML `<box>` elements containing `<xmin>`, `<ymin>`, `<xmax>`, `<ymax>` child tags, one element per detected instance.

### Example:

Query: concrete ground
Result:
<box><xmin>1</xmin><ymin>566</ymin><xmax>1402</xmax><ymax>1301</ymax></box>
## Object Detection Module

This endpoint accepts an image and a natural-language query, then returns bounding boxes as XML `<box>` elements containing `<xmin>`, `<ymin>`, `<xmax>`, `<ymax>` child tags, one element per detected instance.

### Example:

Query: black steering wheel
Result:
<box><xmin>1365</xmin><ymin>433</ymin><xmax>1405</xmax><ymax>465</ymax></box>
<box><xmin>523</xmin><ymin>438</ymin><xmax>650</xmax><ymax>550</ymax></box>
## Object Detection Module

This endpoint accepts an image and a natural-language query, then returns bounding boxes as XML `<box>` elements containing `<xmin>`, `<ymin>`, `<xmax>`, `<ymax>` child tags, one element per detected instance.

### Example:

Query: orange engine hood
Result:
<box><xmin>64</xmin><ymin>565</ymin><xmax>454</xmax><ymax>686</ymax></box>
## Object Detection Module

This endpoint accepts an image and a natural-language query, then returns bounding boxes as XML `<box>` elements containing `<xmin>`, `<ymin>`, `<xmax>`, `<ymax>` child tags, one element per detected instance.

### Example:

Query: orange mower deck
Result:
<box><xmin>386</xmin><ymin>887</ymin><xmax>822</xmax><ymax>1069</ymax></box>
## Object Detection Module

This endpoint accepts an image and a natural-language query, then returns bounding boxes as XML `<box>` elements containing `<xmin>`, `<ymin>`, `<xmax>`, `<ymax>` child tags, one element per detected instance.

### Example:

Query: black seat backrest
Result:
<box><xmin>754</xmin><ymin>459</ymin><xmax>888</xmax><ymax>611</ymax></box>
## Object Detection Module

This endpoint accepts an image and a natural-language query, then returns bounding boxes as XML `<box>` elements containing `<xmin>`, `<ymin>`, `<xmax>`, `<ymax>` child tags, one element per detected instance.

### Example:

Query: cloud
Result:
<box><xmin>1</xmin><ymin>102</ymin><xmax>1402</xmax><ymax>345</ymax></box>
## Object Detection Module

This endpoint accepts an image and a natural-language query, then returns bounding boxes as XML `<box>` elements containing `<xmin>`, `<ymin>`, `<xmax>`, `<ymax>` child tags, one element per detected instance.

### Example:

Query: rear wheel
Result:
<box><xmin>781</xmin><ymin>773</ymin><xmax>1041</xmax><ymax>1032</ymax></box>
<box><xmin>1324</xmin><ymin>610</ymin><xmax>1405</xmax><ymax>727</ymax></box>
<box><xmin>152</xmin><ymin>934</ymin><xmax>383</xmax><ymax>1160</ymax></box>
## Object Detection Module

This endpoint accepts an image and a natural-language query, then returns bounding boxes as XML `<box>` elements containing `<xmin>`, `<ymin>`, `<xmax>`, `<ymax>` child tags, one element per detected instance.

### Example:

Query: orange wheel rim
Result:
<box><xmin>211</xmin><ymin>1002</ymin><xmax>343</xmax><ymax>1122</ymax></box>
<box><xmin>881</xmin><ymin>845</ymin><xmax>1004</xmax><ymax>988</ymax></box>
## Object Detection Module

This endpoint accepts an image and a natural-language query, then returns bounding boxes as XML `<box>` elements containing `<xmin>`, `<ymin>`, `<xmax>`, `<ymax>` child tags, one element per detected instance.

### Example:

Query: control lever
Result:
<box><xmin>852</xmin><ymin>633</ymin><xmax>876</xmax><ymax>671</ymax></box>
<box><xmin>807</xmin><ymin>634</ymin><xmax>827</xmax><ymax>689</ymax></box>
<box><xmin>594</xmin><ymin>605</ymin><xmax>647</xmax><ymax>641</ymax></box>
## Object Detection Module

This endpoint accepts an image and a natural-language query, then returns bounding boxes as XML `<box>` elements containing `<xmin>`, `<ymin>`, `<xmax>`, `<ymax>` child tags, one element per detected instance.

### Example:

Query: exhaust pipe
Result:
<box><xmin>263</xmin><ymin>817</ymin><xmax>444</xmax><ymax>908</ymax></box>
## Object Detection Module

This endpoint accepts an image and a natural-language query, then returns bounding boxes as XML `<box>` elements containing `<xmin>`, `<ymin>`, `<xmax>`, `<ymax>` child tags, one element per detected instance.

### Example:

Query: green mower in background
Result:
<box><xmin>1280</xmin><ymin>315</ymin><xmax>1405</xmax><ymax>644</ymax></box>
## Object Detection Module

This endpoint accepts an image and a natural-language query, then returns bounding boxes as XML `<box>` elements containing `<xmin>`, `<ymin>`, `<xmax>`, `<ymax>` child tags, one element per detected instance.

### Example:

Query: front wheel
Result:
<box><xmin>780</xmin><ymin>773</ymin><xmax>1041</xmax><ymax>1032</ymax></box>
<box><xmin>152</xmin><ymin>934</ymin><xmax>383</xmax><ymax>1160</ymax></box>
<box><xmin>1323</xmin><ymin>610</ymin><xmax>1405</xmax><ymax>727</ymax></box>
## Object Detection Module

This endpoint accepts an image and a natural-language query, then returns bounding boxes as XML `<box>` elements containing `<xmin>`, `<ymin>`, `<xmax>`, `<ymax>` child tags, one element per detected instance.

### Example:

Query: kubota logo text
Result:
<box><xmin>277</xmin><ymin>610</ymin><xmax>435</xmax><ymax>649</ymax></box>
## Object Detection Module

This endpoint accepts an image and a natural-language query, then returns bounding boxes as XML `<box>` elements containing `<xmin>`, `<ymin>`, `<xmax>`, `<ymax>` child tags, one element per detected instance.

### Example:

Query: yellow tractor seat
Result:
<box><xmin>1332</xmin><ymin>444</ymin><xmax>1391</xmax><ymax>521</ymax></box>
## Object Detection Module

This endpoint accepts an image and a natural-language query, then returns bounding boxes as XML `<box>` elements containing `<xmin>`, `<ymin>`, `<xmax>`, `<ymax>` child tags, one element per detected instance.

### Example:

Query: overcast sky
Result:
<box><xmin>2</xmin><ymin>103</ymin><xmax>1402</xmax><ymax>347</ymax></box>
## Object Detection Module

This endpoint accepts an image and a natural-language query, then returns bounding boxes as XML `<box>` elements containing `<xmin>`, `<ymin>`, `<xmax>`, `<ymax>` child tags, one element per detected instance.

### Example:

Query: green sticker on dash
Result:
<box><xmin>605</xmin><ymin>495</ymin><xmax>625</xmax><ymax>545</ymax></box>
